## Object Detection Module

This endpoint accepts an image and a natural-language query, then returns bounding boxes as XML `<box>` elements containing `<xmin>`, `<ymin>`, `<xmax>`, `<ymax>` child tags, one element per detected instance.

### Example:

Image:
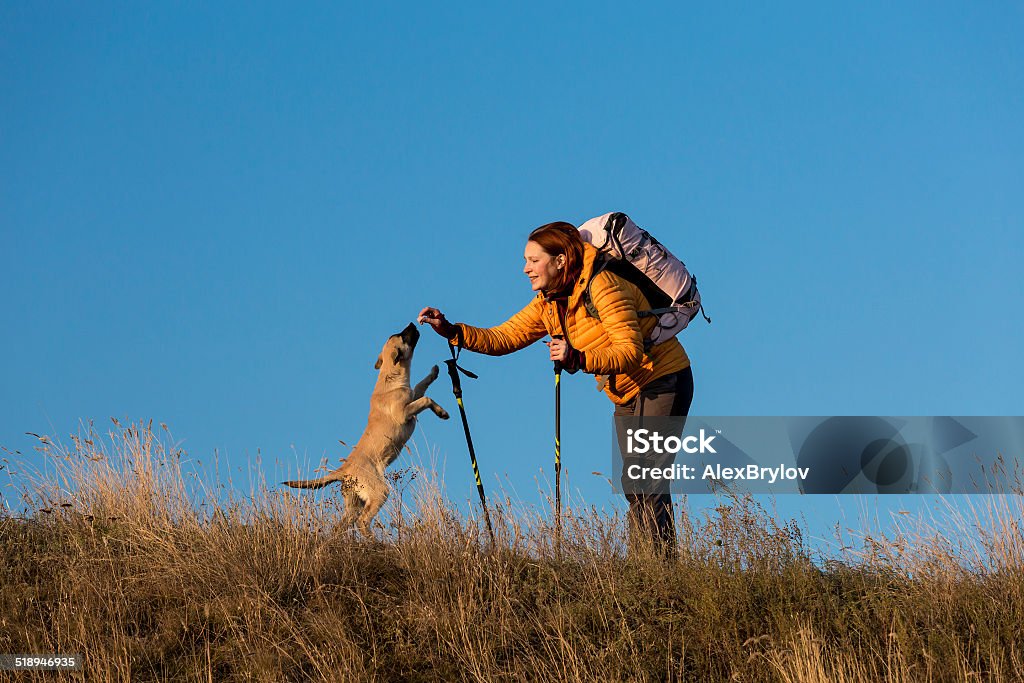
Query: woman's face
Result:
<box><xmin>523</xmin><ymin>240</ymin><xmax>565</xmax><ymax>293</ymax></box>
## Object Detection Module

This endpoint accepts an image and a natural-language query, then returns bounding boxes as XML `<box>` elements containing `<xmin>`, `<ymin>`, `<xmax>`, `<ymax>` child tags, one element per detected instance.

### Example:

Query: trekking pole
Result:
<box><xmin>552</xmin><ymin>334</ymin><xmax>564</xmax><ymax>555</ymax></box>
<box><xmin>443</xmin><ymin>341</ymin><xmax>496</xmax><ymax>546</ymax></box>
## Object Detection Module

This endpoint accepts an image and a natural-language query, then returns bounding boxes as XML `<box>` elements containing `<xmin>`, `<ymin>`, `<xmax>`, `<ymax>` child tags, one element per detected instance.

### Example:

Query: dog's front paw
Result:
<box><xmin>430</xmin><ymin>364</ymin><xmax>439</xmax><ymax>380</ymax></box>
<box><xmin>437</xmin><ymin>406</ymin><xmax>450</xmax><ymax>420</ymax></box>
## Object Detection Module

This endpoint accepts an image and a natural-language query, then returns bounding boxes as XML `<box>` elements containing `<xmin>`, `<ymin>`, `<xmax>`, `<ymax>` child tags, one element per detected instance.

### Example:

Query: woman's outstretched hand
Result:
<box><xmin>418</xmin><ymin>307</ymin><xmax>458</xmax><ymax>339</ymax></box>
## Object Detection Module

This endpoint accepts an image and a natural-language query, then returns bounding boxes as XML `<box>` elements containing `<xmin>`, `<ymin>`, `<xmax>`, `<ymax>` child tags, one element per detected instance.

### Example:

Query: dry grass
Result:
<box><xmin>1</xmin><ymin>420</ymin><xmax>1023</xmax><ymax>682</ymax></box>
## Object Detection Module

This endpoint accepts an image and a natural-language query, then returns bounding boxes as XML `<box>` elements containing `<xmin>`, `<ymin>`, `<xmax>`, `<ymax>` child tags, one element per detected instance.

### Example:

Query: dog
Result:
<box><xmin>283</xmin><ymin>322</ymin><xmax>448</xmax><ymax>536</ymax></box>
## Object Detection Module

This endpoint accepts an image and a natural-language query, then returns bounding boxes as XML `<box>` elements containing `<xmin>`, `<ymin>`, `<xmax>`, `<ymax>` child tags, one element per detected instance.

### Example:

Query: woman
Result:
<box><xmin>418</xmin><ymin>221</ymin><xmax>693</xmax><ymax>555</ymax></box>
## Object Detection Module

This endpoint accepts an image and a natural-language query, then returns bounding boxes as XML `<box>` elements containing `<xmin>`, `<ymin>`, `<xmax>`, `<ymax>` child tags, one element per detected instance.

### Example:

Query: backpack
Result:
<box><xmin>577</xmin><ymin>212</ymin><xmax>710</xmax><ymax>347</ymax></box>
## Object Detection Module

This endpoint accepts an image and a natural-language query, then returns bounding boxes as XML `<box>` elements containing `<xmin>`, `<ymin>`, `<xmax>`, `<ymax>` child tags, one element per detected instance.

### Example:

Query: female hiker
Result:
<box><xmin>417</xmin><ymin>221</ymin><xmax>693</xmax><ymax>555</ymax></box>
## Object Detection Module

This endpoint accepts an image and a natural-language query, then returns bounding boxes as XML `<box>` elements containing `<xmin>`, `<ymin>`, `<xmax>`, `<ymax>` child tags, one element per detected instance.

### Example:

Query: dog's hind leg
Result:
<box><xmin>340</xmin><ymin>490</ymin><xmax>363</xmax><ymax>529</ymax></box>
<box><xmin>412</xmin><ymin>364</ymin><xmax>440</xmax><ymax>399</ymax></box>
<box><xmin>404</xmin><ymin>396</ymin><xmax>449</xmax><ymax>420</ymax></box>
<box><xmin>356</xmin><ymin>487</ymin><xmax>389</xmax><ymax>539</ymax></box>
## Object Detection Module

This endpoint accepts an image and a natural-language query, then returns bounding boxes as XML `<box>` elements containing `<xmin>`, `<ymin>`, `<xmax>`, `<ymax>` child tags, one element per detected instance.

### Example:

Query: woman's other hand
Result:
<box><xmin>544</xmin><ymin>337</ymin><xmax>569</xmax><ymax>363</ymax></box>
<box><xmin>545</xmin><ymin>337</ymin><xmax>585</xmax><ymax>371</ymax></box>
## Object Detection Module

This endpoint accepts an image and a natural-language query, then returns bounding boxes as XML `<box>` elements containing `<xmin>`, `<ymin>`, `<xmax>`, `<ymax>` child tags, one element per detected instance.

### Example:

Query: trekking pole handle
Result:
<box><xmin>551</xmin><ymin>334</ymin><xmax>564</xmax><ymax>374</ymax></box>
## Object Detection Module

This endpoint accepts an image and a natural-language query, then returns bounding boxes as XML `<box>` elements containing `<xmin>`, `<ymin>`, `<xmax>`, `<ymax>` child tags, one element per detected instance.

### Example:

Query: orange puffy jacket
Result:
<box><xmin>451</xmin><ymin>243</ymin><xmax>690</xmax><ymax>406</ymax></box>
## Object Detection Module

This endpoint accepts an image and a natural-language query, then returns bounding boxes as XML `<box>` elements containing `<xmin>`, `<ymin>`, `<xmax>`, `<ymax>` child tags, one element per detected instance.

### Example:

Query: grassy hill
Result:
<box><xmin>2</xmin><ymin>421</ymin><xmax>1022</xmax><ymax>681</ymax></box>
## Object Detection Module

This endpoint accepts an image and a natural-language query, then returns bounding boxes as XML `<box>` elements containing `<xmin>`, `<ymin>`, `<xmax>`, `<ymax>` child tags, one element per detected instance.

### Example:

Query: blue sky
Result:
<box><xmin>2</xmin><ymin>3</ymin><xmax>1022</xmax><ymax>548</ymax></box>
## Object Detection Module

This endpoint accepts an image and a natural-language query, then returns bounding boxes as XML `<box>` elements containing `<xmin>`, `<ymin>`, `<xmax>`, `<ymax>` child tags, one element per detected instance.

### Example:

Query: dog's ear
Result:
<box><xmin>374</xmin><ymin>355</ymin><xmax>383</xmax><ymax>370</ymax></box>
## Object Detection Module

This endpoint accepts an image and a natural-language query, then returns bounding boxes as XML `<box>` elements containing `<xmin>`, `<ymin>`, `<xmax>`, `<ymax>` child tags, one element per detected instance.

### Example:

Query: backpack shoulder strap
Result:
<box><xmin>582</xmin><ymin>255</ymin><xmax>609</xmax><ymax>320</ymax></box>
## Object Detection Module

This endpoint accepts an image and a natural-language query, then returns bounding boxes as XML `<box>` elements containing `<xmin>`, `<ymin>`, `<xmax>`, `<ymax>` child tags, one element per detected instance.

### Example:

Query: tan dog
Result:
<box><xmin>283</xmin><ymin>322</ymin><xmax>448</xmax><ymax>536</ymax></box>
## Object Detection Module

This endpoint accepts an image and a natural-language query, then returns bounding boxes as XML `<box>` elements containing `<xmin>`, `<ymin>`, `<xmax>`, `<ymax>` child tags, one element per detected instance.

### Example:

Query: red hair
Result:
<box><xmin>527</xmin><ymin>222</ymin><xmax>584</xmax><ymax>295</ymax></box>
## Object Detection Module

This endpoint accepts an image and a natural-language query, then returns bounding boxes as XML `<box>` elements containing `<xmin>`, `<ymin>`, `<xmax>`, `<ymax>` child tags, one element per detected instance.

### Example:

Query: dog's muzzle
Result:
<box><xmin>400</xmin><ymin>322</ymin><xmax>420</xmax><ymax>347</ymax></box>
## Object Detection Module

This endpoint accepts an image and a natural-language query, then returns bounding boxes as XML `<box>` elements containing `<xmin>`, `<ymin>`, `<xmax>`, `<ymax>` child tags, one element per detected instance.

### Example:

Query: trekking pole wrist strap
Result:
<box><xmin>445</xmin><ymin>328</ymin><xmax>478</xmax><ymax>398</ymax></box>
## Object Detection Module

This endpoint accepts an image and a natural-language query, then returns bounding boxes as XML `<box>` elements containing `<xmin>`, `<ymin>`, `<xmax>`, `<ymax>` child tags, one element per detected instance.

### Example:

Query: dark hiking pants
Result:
<box><xmin>613</xmin><ymin>366</ymin><xmax>694</xmax><ymax>557</ymax></box>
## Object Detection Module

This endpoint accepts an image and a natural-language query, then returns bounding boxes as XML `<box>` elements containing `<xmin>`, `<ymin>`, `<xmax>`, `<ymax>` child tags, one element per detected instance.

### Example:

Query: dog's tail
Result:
<box><xmin>282</xmin><ymin>477</ymin><xmax>332</xmax><ymax>489</ymax></box>
<box><xmin>282</xmin><ymin>468</ymin><xmax>345</xmax><ymax>489</ymax></box>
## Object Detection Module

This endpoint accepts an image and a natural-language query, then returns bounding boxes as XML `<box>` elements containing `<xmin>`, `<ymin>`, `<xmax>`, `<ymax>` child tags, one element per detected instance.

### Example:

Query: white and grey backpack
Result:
<box><xmin>577</xmin><ymin>212</ymin><xmax>710</xmax><ymax>347</ymax></box>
